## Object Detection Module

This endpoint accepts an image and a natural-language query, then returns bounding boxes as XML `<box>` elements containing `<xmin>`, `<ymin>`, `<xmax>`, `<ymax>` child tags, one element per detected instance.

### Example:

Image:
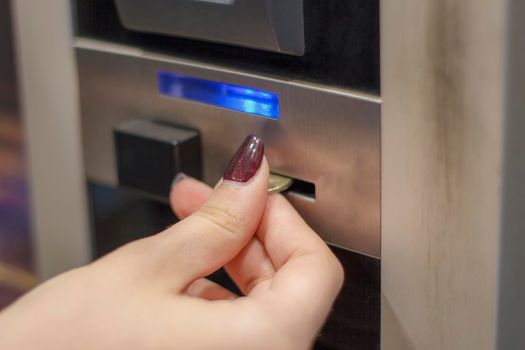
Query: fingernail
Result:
<box><xmin>171</xmin><ymin>172</ymin><xmax>187</xmax><ymax>188</ymax></box>
<box><xmin>223</xmin><ymin>135</ymin><xmax>264</xmax><ymax>183</ymax></box>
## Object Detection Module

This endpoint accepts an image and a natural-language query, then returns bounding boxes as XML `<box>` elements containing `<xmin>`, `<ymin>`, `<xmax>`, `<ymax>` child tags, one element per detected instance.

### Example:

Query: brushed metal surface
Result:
<box><xmin>76</xmin><ymin>39</ymin><xmax>380</xmax><ymax>257</ymax></box>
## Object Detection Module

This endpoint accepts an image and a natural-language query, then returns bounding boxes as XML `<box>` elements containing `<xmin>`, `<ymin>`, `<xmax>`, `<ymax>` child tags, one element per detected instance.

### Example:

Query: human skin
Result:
<box><xmin>0</xmin><ymin>136</ymin><xmax>344</xmax><ymax>350</ymax></box>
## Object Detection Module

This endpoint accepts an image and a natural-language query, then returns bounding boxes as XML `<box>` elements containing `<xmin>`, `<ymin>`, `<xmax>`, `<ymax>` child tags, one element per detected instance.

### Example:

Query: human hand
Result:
<box><xmin>0</xmin><ymin>135</ymin><xmax>343</xmax><ymax>350</ymax></box>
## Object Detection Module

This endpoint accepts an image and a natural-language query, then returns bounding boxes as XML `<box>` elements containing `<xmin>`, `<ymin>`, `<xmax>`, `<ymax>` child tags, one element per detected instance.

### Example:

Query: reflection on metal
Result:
<box><xmin>76</xmin><ymin>38</ymin><xmax>381</xmax><ymax>257</ymax></box>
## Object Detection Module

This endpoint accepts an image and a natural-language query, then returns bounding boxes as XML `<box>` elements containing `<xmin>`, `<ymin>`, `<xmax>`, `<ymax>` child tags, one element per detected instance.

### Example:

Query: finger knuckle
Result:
<box><xmin>328</xmin><ymin>253</ymin><xmax>345</xmax><ymax>289</ymax></box>
<box><xmin>194</xmin><ymin>204</ymin><xmax>244</xmax><ymax>241</ymax></box>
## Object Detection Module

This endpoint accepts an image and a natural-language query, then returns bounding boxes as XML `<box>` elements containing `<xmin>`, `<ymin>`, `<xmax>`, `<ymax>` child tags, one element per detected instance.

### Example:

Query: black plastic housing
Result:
<box><xmin>75</xmin><ymin>0</ymin><xmax>380</xmax><ymax>95</ymax></box>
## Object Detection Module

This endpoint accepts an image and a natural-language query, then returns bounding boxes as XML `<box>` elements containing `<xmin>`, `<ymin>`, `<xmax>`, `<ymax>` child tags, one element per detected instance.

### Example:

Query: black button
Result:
<box><xmin>114</xmin><ymin>120</ymin><xmax>201</xmax><ymax>198</ymax></box>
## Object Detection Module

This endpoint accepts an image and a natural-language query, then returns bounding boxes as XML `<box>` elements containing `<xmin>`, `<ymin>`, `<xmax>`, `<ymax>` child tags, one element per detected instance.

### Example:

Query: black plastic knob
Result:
<box><xmin>114</xmin><ymin>119</ymin><xmax>202</xmax><ymax>198</ymax></box>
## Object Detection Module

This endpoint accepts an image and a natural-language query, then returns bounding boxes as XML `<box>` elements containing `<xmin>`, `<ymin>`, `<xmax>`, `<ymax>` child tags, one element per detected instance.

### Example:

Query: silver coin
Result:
<box><xmin>268</xmin><ymin>173</ymin><xmax>294</xmax><ymax>193</ymax></box>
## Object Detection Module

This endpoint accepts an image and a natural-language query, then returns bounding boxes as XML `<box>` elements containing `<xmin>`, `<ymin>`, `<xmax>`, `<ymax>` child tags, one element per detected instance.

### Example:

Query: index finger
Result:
<box><xmin>252</xmin><ymin>194</ymin><xmax>344</xmax><ymax>332</ymax></box>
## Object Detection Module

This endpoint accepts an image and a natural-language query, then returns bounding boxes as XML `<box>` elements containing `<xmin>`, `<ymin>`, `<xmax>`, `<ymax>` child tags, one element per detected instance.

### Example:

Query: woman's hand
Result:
<box><xmin>0</xmin><ymin>135</ymin><xmax>343</xmax><ymax>350</ymax></box>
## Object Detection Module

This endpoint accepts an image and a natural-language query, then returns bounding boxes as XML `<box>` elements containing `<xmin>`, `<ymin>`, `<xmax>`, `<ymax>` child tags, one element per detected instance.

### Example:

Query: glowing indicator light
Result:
<box><xmin>158</xmin><ymin>72</ymin><xmax>280</xmax><ymax>119</ymax></box>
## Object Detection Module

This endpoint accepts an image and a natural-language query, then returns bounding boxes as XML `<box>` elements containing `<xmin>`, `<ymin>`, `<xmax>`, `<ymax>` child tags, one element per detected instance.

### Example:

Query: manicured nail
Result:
<box><xmin>223</xmin><ymin>135</ymin><xmax>264</xmax><ymax>183</ymax></box>
<box><xmin>171</xmin><ymin>172</ymin><xmax>187</xmax><ymax>188</ymax></box>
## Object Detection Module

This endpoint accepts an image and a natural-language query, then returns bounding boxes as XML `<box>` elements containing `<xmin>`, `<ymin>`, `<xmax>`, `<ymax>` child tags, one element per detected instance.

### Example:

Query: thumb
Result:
<box><xmin>157</xmin><ymin>135</ymin><xmax>268</xmax><ymax>290</ymax></box>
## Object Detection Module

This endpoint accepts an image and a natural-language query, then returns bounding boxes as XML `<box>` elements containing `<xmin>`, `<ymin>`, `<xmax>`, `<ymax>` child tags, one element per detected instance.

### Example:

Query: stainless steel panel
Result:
<box><xmin>114</xmin><ymin>0</ymin><xmax>305</xmax><ymax>55</ymax></box>
<box><xmin>76</xmin><ymin>39</ymin><xmax>380</xmax><ymax>257</ymax></box>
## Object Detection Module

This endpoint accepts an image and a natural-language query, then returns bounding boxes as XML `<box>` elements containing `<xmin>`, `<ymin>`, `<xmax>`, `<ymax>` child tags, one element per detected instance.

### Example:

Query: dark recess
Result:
<box><xmin>75</xmin><ymin>0</ymin><xmax>380</xmax><ymax>95</ymax></box>
<box><xmin>286</xmin><ymin>178</ymin><xmax>316</xmax><ymax>199</ymax></box>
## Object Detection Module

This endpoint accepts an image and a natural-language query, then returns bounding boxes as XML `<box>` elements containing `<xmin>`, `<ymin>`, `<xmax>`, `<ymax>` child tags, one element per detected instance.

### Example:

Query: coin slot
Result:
<box><xmin>285</xmin><ymin>178</ymin><xmax>316</xmax><ymax>200</ymax></box>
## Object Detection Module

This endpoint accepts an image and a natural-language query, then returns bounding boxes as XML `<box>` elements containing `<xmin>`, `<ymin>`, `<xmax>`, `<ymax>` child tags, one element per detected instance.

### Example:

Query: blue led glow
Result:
<box><xmin>158</xmin><ymin>72</ymin><xmax>280</xmax><ymax>119</ymax></box>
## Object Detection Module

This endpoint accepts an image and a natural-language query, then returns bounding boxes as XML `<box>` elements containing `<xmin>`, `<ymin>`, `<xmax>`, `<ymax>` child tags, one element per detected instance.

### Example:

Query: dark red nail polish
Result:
<box><xmin>223</xmin><ymin>135</ymin><xmax>264</xmax><ymax>183</ymax></box>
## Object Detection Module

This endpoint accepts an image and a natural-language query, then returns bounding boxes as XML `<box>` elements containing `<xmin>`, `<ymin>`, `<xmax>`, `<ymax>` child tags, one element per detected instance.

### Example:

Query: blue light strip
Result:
<box><xmin>158</xmin><ymin>71</ymin><xmax>280</xmax><ymax>119</ymax></box>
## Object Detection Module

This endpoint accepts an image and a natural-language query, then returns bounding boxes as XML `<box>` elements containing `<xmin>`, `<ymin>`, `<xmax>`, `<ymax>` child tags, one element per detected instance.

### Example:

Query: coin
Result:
<box><xmin>268</xmin><ymin>173</ymin><xmax>294</xmax><ymax>193</ymax></box>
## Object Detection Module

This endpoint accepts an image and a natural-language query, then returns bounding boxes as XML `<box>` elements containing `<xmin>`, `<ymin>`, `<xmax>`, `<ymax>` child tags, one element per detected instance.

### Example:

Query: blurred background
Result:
<box><xmin>0</xmin><ymin>0</ymin><xmax>36</xmax><ymax>309</ymax></box>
